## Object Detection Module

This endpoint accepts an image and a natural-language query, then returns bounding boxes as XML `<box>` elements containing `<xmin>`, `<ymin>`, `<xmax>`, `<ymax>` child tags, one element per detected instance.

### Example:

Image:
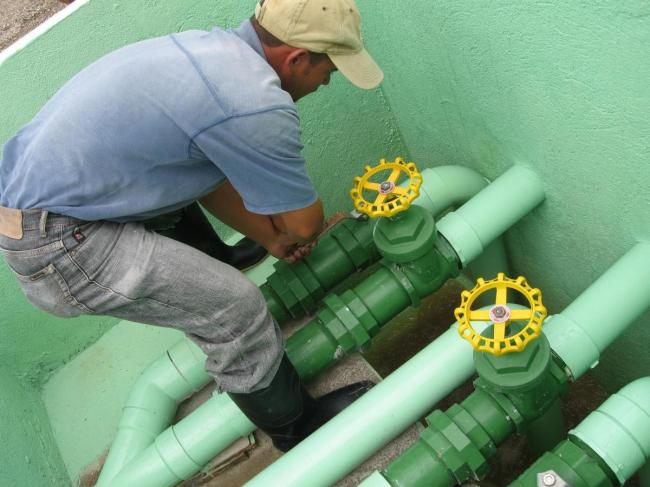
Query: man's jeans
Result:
<box><xmin>0</xmin><ymin>209</ymin><xmax>283</xmax><ymax>393</ymax></box>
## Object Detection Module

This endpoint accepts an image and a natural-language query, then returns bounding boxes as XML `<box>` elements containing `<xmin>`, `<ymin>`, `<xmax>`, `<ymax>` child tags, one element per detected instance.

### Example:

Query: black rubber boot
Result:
<box><xmin>158</xmin><ymin>203</ymin><xmax>268</xmax><ymax>270</ymax></box>
<box><xmin>228</xmin><ymin>355</ymin><xmax>374</xmax><ymax>452</ymax></box>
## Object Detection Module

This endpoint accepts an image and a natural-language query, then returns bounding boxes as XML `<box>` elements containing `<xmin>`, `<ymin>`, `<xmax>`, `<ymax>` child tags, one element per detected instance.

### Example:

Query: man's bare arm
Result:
<box><xmin>199</xmin><ymin>181</ymin><xmax>324</xmax><ymax>260</ymax></box>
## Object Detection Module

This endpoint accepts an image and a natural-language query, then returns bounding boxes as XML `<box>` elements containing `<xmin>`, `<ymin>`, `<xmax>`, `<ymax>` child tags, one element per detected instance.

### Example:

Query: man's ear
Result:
<box><xmin>285</xmin><ymin>48</ymin><xmax>310</xmax><ymax>69</ymax></box>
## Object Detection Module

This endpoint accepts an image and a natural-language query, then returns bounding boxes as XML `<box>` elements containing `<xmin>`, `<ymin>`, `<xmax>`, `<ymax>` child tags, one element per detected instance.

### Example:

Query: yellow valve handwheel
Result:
<box><xmin>455</xmin><ymin>273</ymin><xmax>548</xmax><ymax>356</ymax></box>
<box><xmin>349</xmin><ymin>157</ymin><xmax>422</xmax><ymax>218</ymax></box>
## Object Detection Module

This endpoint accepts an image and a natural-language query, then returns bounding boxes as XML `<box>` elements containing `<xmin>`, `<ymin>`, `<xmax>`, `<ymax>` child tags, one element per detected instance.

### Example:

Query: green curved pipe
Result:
<box><xmin>571</xmin><ymin>376</ymin><xmax>650</xmax><ymax>484</ymax></box>
<box><xmin>544</xmin><ymin>243</ymin><xmax>650</xmax><ymax>379</ymax></box>
<box><xmin>412</xmin><ymin>166</ymin><xmax>489</xmax><ymax>215</ymax></box>
<box><xmin>110</xmin><ymin>393</ymin><xmax>255</xmax><ymax>487</ymax></box>
<box><xmin>437</xmin><ymin>165</ymin><xmax>545</xmax><ymax>266</ymax></box>
<box><xmin>96</xmin><ymin>339</ymin><xmax>209</xmax><ymax>486</ymax></box>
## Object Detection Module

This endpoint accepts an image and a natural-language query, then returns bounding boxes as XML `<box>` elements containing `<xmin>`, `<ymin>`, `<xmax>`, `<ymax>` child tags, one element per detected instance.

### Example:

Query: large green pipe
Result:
<box><xmin>365</xmin><ymin>332</ymin><xmax>568</xmax><ymax>487</ymax></box>
<box><xmin>544</xmin><ymin>243</ymin><xmax>650</xmax><ymax>379</ymax></box>
<box><xmin>571</xmin><ymin>376</ymin><xmax>650</xmax><ymax>484</ymax></box>
<box><xmin>265</xmin><ymin>165</ymin><xmax>506</xmax><ymax>324</ymax></box>
<box><xmin>244</xmin><ymin>319</ymin><xmax>494</xmax><ymax>487</ymax></box>
<box><xmin>437</xmin><ymin>166</ymin><xmax>544</xmax><ymax>266</ymax></box>
<box><xmin>510</xmin><ymin>377</ymin><xmax>650</xmax><ymax>486</ymax></box>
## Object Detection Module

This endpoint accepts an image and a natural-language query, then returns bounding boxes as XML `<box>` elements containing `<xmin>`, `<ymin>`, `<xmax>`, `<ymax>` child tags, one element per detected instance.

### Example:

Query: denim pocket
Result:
<box><xmin>10</xmin><ymin>263</ymin><xmax>93</xmax><ymax>317</ymax></box>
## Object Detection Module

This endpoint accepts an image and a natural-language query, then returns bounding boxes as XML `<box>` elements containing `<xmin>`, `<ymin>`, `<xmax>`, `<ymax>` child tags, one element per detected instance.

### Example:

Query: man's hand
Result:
<box><xmin>270</xmin><ymin>212</ymin><xmax>352</xmax><ymax>263</ymax></box>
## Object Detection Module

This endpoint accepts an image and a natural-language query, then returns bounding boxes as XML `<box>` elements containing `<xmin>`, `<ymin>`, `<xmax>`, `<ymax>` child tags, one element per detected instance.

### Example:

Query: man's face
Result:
<box><xmin>281</xmin><ymin>53</ymin><xmax>337</xmax><ymax>101</ymax></box>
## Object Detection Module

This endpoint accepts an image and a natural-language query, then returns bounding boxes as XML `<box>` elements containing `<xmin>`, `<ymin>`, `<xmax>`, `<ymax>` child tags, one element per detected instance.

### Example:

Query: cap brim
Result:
<box><xmin>329</xmin><ymin>48</ymin><xmax>383</xmax><ymax>90</ymax></box>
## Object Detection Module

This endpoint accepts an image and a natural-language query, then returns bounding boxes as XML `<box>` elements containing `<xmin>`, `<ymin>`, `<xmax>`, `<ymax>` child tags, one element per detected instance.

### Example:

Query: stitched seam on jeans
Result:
<box><xmin>49</xmin><ymin>263</ymin><xmax>95</xmax><ymax>313</ymax></box>
<box><xmin>0</xmin><ymin>239</ymin><xmax>64</xmax><ymax>257</ymax></box>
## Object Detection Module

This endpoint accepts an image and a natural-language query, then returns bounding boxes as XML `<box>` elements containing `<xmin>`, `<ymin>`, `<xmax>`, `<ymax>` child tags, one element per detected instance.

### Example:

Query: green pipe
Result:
<box><xmin>378</xmin><ymin>389</ymin><xmax>514</xmax><ymax>487</ymax></box>
<box><xmin>437</xmin><ymin>165</ymin><xmax>544</xmax><ymax>266</ymax></box>
<box><xmin>510</xmin><ymin>377</ymin><xmax>650</xmax><ymax>487</ymax></box>
<box><xmin>244</xmin><ymin>317</ymin><xmax>499</xmax><ymax>487</ymax></box>
<box><xmin>412</xmin><ymin>166</ymin><xmax>489</xmax><ymax>215</ymax></box>
<box><xmin>571</xmin><ymin>376</ymin><xmax>650</xmax><ymax>484</ymax></box>
<box><xmin>110</xmin><ymin>393</ymin><xmax>255</xmax><ymax>487</ymax></box>
<box><xmin>96</xmin><ymin>339</ymin><xmax>209</xmax><ymax>486</ymax></box>
<box><xmin>265</xmin><ymin>165</ymin><xmax>509</xmax><ymax>324</ymax></box>
<box><xmin>544</xmin><ymin>243</ymin><xmax>650</xmax><ymax>379</ymax></box>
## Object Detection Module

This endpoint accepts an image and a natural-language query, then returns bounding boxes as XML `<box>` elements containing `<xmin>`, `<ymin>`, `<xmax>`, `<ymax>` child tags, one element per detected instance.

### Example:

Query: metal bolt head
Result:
<box><xmin>536</xmin><ymin>471</ymin><xmax>569</xmax><ymax>487</ymax></box>
<box><xmin>493</xmin><ymin>306</ymin><xmax>507</xmax><ymax>318</ymax></box>
<box><xmin>379</xmin><ymin>181</ymin><xmax>395</xmax><ymax>194</ymax></box>
<box><xmin>489</xmin><ymin>304</ymin><xmax>511</xmax><ymax>323</ymax></box>
<box><xmin>542</xmin><ymin>473</ymin><xmax>556</xmax><ymax>486</ymax></box>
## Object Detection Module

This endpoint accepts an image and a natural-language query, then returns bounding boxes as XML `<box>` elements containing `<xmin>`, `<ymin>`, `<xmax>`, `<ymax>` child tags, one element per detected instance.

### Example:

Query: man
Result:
<box><xmin>0</xmin><ymin>0</ymin><xmax>383</xmax><ymax>451</ymax></box>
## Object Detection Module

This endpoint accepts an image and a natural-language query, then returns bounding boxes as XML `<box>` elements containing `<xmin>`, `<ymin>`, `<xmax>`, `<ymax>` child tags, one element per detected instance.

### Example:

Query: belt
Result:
<box><xmin>0</xmin><ymin>205</ymin><xmax>23</xmax><ymax>240</ymax></box>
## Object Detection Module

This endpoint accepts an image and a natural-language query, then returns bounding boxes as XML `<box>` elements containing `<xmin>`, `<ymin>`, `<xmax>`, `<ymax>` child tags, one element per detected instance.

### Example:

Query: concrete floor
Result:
<box><xmin>0</xmin><ymin>0</ymin><xmax>68</xmax><ymax>51</ymax></box>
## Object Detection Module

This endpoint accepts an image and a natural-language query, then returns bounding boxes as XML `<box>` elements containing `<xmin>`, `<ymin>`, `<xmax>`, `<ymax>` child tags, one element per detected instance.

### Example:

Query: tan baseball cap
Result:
<box><xmin>255</xmin><ymin>0</ymin><xmax>383</xmax><ymax>89</ymax></box>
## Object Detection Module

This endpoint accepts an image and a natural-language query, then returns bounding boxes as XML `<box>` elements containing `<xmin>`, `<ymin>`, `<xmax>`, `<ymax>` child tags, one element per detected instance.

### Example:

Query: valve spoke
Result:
<box><xmin>373</xmin><ymin>193</ymin><xmax>389</xmax><ymax>206</ymax></box>
<box><xmin>362</xmin><ymin>182</ymin><xmax>380</xmax><ymax>191</ymax></box>
<box><xmin>387</xmin><ymin>168</ymin><xmax>402</xmax><ymax>184</ymax></box>
<box><xmin>509</xmin><ymin>309</ymin><xmax>533</xmax><ymax>321</ymax></box>
<box><xmin>391</xmin><ymin>186</ymin><xmax>409</xmax><ymax>196</ymax></box>
<box><xmin>493</xmin><ymin>322</ymin><xmax>506</xmax><ymax>342</ymax></box>
<box><xmin>495</xmin><ymin>286</ymin><xmax>508</xmax><ymax>305</ymax></box>
<box><xmin>469</xmin><ymin>310</ymin><xmax>490</xmax><ymax>321</ymax></box>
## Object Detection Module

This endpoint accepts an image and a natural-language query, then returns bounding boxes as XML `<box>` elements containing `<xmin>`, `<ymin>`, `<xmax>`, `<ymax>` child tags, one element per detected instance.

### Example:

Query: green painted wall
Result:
<box><xmin>361</xmin><ymin>0</ymin><xmax>650</xmax><ymax>391</ymax></box>
<box><xmin>0</xmin><ymin>369</ymin><xmax>69</xmax><ymax>487</ymax></box>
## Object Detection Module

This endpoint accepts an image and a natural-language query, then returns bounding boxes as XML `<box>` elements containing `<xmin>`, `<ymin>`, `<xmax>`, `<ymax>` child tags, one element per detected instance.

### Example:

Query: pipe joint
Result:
<box><xmin>261</xmin><ymin>217</ymin><xmax>379</xmax><ymax>323</ymax></box>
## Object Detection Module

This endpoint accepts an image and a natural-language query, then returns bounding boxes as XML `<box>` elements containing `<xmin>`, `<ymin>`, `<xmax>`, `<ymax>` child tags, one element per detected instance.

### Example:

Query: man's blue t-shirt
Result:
<box><xmin>0</xmin><ymin>20</ymin><xmax>317</xmax><ymax>222</ymax></box>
